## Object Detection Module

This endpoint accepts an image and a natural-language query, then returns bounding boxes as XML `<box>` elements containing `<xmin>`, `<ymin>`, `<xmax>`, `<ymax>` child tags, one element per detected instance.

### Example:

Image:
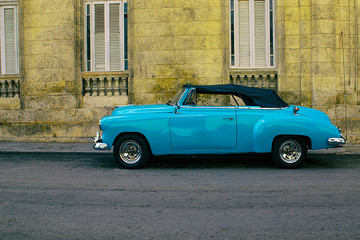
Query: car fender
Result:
<box><xmin>252</xmin><ymin>114</ymin><xmax>340</xmax><ymax>153</ymax></box>
<box><xmin>100</xmin><ymin>113</ymin><xmax>172</xmax><ymax>154</ymax></box>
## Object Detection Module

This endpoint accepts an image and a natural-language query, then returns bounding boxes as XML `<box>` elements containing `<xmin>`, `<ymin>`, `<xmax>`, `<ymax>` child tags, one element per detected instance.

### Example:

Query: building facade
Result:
<box><xmin>0</xmin><ymin>0</ymin><xmax>359</xmax><ymax>143</ymax></box>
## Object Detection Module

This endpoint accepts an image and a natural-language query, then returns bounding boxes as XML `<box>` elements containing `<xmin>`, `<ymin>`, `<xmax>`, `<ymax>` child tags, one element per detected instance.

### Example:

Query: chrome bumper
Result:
<box><xmin>328</xmin><ymin>137</ymin><xmax>346</xmax><ymax>145</ymax></box>
<box><xmin>93</xmin><ymin>132</ymin><xmax>109</xmax><ymax>150</ymax></box>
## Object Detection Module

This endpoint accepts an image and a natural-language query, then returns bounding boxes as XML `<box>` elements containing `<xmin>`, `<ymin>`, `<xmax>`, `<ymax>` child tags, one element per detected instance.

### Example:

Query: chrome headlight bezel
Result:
<box><xmin>337</xmin><ymin>127</ymin><xmax>342</xmax><ymax>134</ymax></box>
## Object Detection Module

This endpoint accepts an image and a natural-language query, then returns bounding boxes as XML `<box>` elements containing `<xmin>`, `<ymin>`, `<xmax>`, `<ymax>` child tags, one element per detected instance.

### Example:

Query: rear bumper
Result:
<box><xmin>93</xmin><ymin>132</ymin><xmax>109</xmax><ymax>150</ymax></box>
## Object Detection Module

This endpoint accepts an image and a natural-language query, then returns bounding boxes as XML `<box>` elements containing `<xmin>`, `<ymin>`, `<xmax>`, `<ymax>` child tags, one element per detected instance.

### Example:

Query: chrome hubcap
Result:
<box><xmin>279</xmin><ymin>140</ymin><xmax>302</xmax><ymax>164</ymax></box>
<box><xmin>119</xmin><ymin>140</ymin><xmax>142</xmax><ymax>164</ymax></box>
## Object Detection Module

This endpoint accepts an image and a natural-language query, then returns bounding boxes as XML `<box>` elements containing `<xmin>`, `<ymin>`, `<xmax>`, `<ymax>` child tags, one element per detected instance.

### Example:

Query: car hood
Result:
<box><xmin>111</xmin><ymin>104</ymin><xmax>175</xmax><ymax>116</ymax></box>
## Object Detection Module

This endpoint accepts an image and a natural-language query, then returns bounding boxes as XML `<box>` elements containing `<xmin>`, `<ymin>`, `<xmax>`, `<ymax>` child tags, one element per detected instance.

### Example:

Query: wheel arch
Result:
<box><xmin>272</xmin><ymin>135</ymin><xmax>312</xmax><ymax>150</ymax></box>
<box><xmin>113</xmin><ymin>132</ymin><xmax>153</xmax><ymax>154</ymax></box>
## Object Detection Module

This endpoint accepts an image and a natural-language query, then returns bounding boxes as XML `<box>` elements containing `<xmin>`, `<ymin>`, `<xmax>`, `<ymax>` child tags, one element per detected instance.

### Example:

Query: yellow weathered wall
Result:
<box><xmin>276</xmin><ymin>0</ymin><xmax>360</xmax><ymax>143</ymax></box>
<box><xmin>21</xmin><ymin>0</ymin><xmax>79</xmax><ymax>109</ymax></box>
<box><xmin>129</xmin><ymin>0</ymin><xmax>229</xmax><ymax>104</ymax></box>
<box><xmin>0</xmin><ymin>0</ymin><xmax>359</xmax><ymax>143</ymax></box>
<box><xmin>0</xmin><ymin>0</ymin><xmax>124</xmax><ymax>142</ymax></box>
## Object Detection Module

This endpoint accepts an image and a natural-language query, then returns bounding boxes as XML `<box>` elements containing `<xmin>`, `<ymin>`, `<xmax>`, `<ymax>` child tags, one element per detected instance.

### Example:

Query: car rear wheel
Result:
<box><xmin>272</xmin><ymin>136</ymin><xmax>307</xmax><ymax>169</ymax></box>
<box><xmin>113</xmin><ymin>134</ymin><xmax>150</xmax><ymax>169</ymax></box>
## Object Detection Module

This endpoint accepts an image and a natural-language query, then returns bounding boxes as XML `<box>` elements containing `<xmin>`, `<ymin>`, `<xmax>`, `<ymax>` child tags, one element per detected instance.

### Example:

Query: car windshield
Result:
<box><xmin>168</xmin><ymin>88</ymin><xmax>186</xmax><ymax>106</ymax></box>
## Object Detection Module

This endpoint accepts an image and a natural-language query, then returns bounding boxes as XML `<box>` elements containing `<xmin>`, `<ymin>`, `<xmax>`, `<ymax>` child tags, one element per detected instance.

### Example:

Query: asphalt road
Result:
<box><xmin>0</xmin><ymin>153</ymin><xmax>360</xmax><ymax>240</ymax></box>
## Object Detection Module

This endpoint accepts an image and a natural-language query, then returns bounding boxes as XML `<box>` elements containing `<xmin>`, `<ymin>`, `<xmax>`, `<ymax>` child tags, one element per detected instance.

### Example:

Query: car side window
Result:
<box><xmin>183</xmin><ymin>89</ymin><xmax>196</xmax><ymax>106</ymax></box>
<box><xmin>196</xmin><ymin>93</ymin><xmax>246</xmax><ymax>107</ymax></box>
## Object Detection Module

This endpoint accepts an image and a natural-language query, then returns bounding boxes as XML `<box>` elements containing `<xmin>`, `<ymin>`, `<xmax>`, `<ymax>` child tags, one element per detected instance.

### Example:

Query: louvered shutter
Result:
<box><xmin>254</xmin><ymin>0</ymin><xmax>266</xmax><ymax>67</ymax></box>
<box><xmin>109</xmin><ymin>4</ymin><xmax>121</xmax><ymax>71</ymax></box>
<box><xmin>94</xmin><ymin>4</ymin><xmax>105</xmax><ymax>71</ymax></box>
<box><xmin>238</xmin><ymin>0</ymin><xmax>250</xmax><ymax>67</ymax></box>
<box><xmin>4</xmin><ymin>8</ymin><xmax>17</xmax><ymax>74</ymax></box>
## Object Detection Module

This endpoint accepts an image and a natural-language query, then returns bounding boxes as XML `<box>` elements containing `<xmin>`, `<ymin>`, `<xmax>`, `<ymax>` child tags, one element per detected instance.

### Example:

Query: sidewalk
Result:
<box><xmin>0</xmin><ymin>142</ymin><xmax>104</xmax><ymax>154</ymax></box>
<box><xmin>0</xmin><ymin>141</ymin><xmax>359</xmax><ymax>155</ymax></box>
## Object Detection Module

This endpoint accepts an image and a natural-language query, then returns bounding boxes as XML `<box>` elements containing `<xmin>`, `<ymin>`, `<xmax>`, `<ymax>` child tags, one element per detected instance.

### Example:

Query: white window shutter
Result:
<box><xmin>109</xmin><ymin>4</ymin><xmax>121</xmax><ymax>71</ymax></box>
<box><xmin>254</xmin><ymin>0</ymin><xmax>266</xmax><ymax>67</ymax></box>
<box><xmin>238</xmin><ymin>0</ymin><xmax>250</xmax><ymax>67</ymax></box>
<box><xmin>94</xmin><ymin>4</ymin><xmax>105</xmax><ymax>71</ymax></box>
<box><xmin>4</xmin><ymin>8</ymin><xmax>17</xmax><ymax>74</ymax></box>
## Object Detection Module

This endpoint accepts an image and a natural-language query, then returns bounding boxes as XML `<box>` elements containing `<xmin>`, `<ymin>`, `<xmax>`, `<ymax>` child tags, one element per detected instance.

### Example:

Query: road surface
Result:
<box><xmin>1</xmin><ymin>152</ymin><xmax>360</xmax><ymax>239</ymax></box>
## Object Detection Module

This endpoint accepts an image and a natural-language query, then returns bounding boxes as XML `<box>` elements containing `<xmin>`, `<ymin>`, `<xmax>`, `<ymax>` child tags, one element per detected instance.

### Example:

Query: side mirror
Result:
<box><xmin>174</xmin><ymin>104</ymin><xmax>181</xmax><ymax>114</ymax></box>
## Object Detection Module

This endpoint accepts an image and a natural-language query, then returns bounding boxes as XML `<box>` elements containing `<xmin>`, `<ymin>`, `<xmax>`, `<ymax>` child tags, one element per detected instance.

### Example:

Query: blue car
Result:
<box><xmin>94</xmin><ymin>84</ymin><xmax>345</xmax><ymax>169</ymax></box>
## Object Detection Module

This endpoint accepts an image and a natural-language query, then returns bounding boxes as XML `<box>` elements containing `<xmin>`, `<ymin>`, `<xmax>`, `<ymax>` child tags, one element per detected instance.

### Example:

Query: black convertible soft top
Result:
<box><xmin>183</xmin><ymin>84</ymin><xmax>288</xmax><ymax>108</ymax></box>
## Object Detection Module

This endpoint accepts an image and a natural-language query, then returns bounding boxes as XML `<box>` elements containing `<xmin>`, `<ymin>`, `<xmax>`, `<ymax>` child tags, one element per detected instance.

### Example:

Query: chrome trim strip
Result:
<box><xmin>179</xmin><ymin>106</ymin><xmax>289</xmax><ymax>110</ymax></box>
<box><xmin>240</xmin><ymin>106</ymin><xmax>289</xmax><ymax>110</ymax></box>
<box><xmin>180</xmin><ymin>106</ymin><xmax>236</xmax><ymax>109</ymax></box>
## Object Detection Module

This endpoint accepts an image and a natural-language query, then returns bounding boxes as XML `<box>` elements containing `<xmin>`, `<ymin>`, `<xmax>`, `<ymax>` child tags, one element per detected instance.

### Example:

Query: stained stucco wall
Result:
<box><xmin>128</xmin><ymin>0</ymin><xmax>229</xmax><ymax>104</ymax></box>
<box><xmin>0</xmin><ymin>0</ymin><xmax>116</xmax><ymax>142</ymax></box>
<box><xmin>0</xmin><ymin>0</ymin><xmax>359</xmax><ymax>143</ymax></box>
<box><xmin>276</xmin><ymin>0</ymin><xmax>360</xmax><ymax>143</ymax></box>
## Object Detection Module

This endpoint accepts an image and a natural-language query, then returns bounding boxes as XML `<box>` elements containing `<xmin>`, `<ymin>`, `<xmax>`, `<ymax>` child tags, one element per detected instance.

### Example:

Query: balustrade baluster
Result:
<box><xmin>10</xmin><ymin>81</ymin><xmax>15</xmax><ymax>97</ymax></box>
<box><xmin>110</xmin><ymin>78</ymin><xmax>114</xmax><ymax>96</ymax></box>
<box><xmin>124</xmin><ymin>77</ymin><xmax>128</xmax><ymax>95</ymax></box>
<box><xmin>104</xmin><ymin>78</ymin><xmax>108</xmax><ymax>96</ymax></box>
<box><xmin>4</xmin><ymin>81</ymin><xmax>9</xmax><ymax>98</ymax></box>
<box><xmin>258</xmin><ymin>75</ymin><xmax>263</xmax><ymax>88</ymax></box>
<box><xmin>120</xmin><ymin>77</ymin><xmax>125</xmax><ymax>95</ymax></box>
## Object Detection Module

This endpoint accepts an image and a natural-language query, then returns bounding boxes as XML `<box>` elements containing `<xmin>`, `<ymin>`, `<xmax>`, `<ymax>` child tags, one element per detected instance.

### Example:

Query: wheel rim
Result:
<box><xmin>119</xmin><ymin>140</ymin><xmax>142</xmax><ymax>164</ymax></box>
<box><xmin>279</xmin><ymin>140</ymin><xmax>302</xmax><ymax>164</ymax></box>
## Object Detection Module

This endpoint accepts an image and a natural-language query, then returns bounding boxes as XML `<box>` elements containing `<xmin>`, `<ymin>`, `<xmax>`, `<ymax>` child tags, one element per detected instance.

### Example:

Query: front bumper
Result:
<box><xmin>93</xmin><ymin>132</ymin><xmax>109</xmax><ymax>150</ymax></box>
<box><xmin>328</xmin><ymin>136</ymin><xmax>346</xmax><ymax>145</ymax></box>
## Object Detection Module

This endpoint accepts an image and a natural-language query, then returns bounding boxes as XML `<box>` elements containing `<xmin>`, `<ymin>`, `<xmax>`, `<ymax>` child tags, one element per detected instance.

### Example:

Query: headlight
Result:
<box><xmin>337</xmin><ymin>127</ymin><xmax>342</xmax><ymax>134</ymax></box>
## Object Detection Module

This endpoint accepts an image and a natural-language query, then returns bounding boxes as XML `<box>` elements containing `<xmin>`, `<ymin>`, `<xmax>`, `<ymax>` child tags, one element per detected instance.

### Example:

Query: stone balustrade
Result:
<box><xmin>230</xmin><ymin>72</ymin><xmax>278</xmax><ymax>90</ymax></box>
<box><xmin>0</xmin><ymin>80</ymin><xmax>20</xmax><ymax>98</ymax></box>
<box><xmin>82</xmin><ymin>76</ymin><xmax>128</xmax><ymax>96</ymax></box>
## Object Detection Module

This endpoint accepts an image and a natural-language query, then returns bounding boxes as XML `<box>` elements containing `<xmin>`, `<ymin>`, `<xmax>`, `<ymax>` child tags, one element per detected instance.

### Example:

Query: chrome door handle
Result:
<box><xmin>223</xmin><ymin>117</ymin><xmax>234</xmax><ymax>120</ymax></box>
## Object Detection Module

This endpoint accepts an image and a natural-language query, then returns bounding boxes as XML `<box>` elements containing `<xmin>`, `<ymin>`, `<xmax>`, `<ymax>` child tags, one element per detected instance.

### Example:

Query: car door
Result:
<box><xmin>169</xmin><ymin>106</ymin><xmax>237</xmax><ymax>150</ymax></box>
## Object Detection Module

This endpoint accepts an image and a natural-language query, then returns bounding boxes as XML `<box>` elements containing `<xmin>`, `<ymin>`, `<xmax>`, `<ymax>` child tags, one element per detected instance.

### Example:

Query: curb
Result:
<box><xmin>0</xmin><ymin>142</ymin><xmax>110</xmax><ymax>154</ymax></box>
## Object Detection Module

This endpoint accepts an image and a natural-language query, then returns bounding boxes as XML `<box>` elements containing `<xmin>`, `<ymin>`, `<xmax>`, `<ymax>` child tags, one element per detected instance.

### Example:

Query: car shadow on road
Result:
<box><xmin>84</xmin><ymin>153</ymin><xmax>360</xmax><ymax>170</ymax></box>
<box><xmin>146</xmin><ymin>154</ymin><xmax>275</xmax><ymax>169</ymax></box>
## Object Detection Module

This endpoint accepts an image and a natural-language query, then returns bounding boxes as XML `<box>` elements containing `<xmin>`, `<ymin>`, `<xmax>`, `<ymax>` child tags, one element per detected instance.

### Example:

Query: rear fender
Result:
<box><xmin>252</xmin><ymin>116</ymin><xmax>339</xmax><ymax>152</ymax></box>
<box><xmin>252</xmin><ymin>118</ymin><xmax>313</xmax><ymax>153</ymax></box>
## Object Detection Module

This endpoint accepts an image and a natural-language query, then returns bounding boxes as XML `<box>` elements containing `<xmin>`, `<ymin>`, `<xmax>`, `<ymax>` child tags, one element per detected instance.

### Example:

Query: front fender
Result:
<box><xmin>100</xmin><ymin>113</ymin><xmax>172</xmax><ymax>154</ymax></box>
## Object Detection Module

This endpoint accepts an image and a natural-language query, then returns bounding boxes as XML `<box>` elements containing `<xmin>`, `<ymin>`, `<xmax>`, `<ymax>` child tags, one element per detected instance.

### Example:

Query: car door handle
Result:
<box><xmin>223</xmin><ymin>117</ymin><xmax>234</xmax><ymax>120</ymax></box>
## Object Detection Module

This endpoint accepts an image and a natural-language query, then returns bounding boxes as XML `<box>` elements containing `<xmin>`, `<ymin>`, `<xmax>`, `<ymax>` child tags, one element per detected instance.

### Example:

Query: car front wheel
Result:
<box><xmin>113</xmin><ymin>134</ymin><xmax>150</xmax><ymax>169</ymax></box>
<box><xmin>272</xmin><ymin>137</ymin><xmax>307</xmax><ymax>169</ymax></box>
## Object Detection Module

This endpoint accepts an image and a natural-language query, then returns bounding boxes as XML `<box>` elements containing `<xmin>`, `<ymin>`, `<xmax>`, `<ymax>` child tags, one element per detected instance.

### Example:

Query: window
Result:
<box><xmin>183</xmin><ymin>90</ymin><xmax>246</xmax><ymax>107</ymax></box>
<box><xmin>85</xmin><ymin>1</ymin><xmax>127</xmax><ymax>72</ymax></box>
<box><xmin>0</xmin><ymin>4</ymin><xmax>18</xmax><ymax>74</ymax></box>
<box><xmin>230</xmin><ymin>0</ymin><xmax>275</xmax><ymax>68</ymax></box>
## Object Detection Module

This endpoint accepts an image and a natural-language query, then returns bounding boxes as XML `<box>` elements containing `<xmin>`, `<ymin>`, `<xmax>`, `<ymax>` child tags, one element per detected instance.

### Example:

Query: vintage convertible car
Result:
<box><xmin>94</xmin><ymin>84</ymin><xmax>345</xmax><ymax>169</ymax></box>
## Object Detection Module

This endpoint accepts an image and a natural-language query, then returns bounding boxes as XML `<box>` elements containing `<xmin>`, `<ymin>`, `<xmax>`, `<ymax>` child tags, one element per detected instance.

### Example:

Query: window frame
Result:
<box><xmin>230</xmin><ymin>0</ymin><xmax>275</xmax><ymax>69</ymax></box>
<box><xmin>84</xmin><ymin>0</ymin><xmax>127</xmax><ymax>72</ymax></box>
<box><xmin>0</xmin><ymin>4</ymin><xmax>18</xmax><ymax>75</ymax></box>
